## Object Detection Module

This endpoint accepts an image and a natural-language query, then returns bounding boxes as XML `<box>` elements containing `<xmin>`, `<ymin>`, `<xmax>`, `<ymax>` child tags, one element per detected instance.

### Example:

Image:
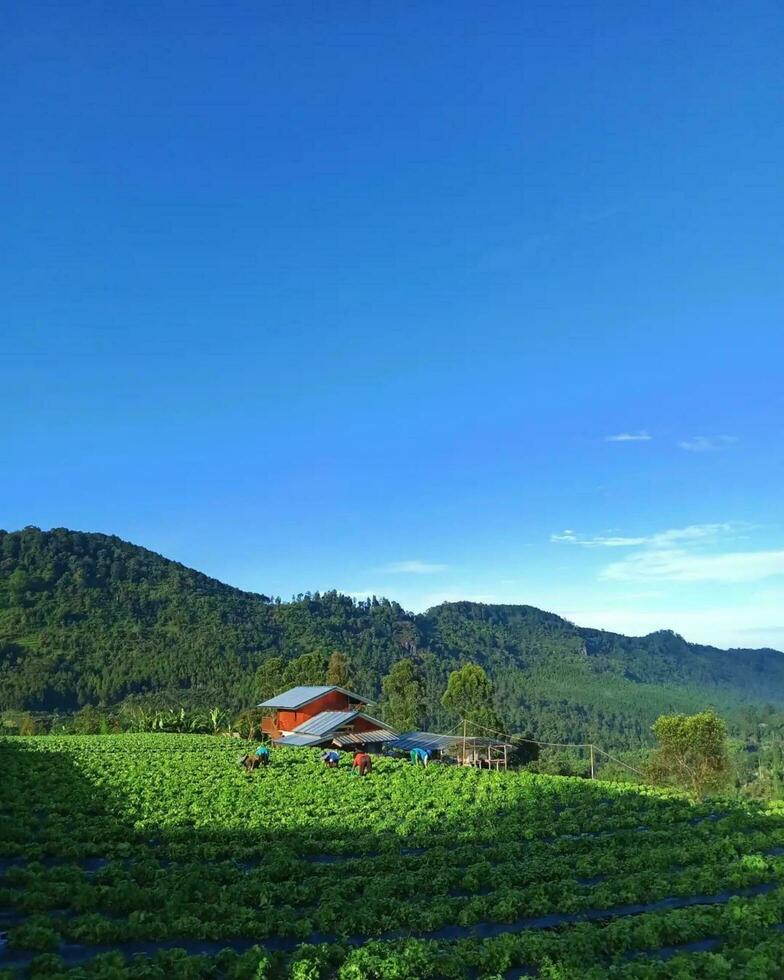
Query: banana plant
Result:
<box><xmin>208</xmin><ymin>707</ymin><xmax>226</xmax><ymax>734</ymax></box>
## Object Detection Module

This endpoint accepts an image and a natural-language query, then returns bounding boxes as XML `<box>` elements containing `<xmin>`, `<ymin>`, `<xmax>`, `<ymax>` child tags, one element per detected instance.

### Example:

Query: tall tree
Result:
<box><xmin>441</xmin><ymin>663</ymin><xmax>501</xmax><ymax>735</ymax></box>
<box><xmin>381</xmin><ymin>659</ymin><xmax>423</xmax><ymax>731</ymax></box>
<box><xmin>645</xmin><ymin>710</ymin><xmax>730</xmax><ymax>800</ymax></box>
<box><xmin>70</xmin><ymin>705</ymin><xmax>103</xmax><ymax>734</ymax></box>
<box><xmin>255</xmin><ymin>657</ymin><xmax>286</xmax><ymax>701</ymax></box>
<box><xmin>284</xmin><ymin>652</ymin><xmax>326</xmax><ymax>687</ymax></box>
<box><xmin>326</xmin><ymin>651</ymin><xmax>352</xmax><ymax>687</ymax></box>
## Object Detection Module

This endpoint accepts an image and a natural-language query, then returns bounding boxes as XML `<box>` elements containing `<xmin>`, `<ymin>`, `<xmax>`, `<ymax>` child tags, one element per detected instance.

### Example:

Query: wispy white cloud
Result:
<box><xmin>601</xmin><ymin>548</ymin><xmax>784</xmax><ymax>584</ymax></box>
<box><xmin>678</xmin><ymin>435</ymin><xmax>738</xmax><ymax>452</ymax></box>
<box><xmin>552</xmin><ymin>522</ymin><xmax>783</xmax><ymax>584</ymax></box>
<box><xmin>650</xmin><ymin>524</ymin><xmax>737</xmax><ymax>544</ymax></box>
<box><xmin>378</xmin><ymin>560</ymin><xmax>448</xmax><ymax>574</ymax></box>
<box><xmin>550</xmin><ymin>523</ymin><xmax>733</xmax><ymax>549</ymax></box>
<box><xmin>605</xmin><ymin>431</ymin><xmax>652</xmax><ymax>442</ymax></box>
<box><xmin>551</xmin><ymin>530</ymin><xmax>648</xmax><ymax>547</ymax></box>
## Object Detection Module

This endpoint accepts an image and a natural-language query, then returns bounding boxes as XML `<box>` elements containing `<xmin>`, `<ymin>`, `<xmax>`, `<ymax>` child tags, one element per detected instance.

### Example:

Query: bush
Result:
<box><xmin>9</xmin><ymin>919</ymin><xmax>60</xmax><ymax>952</ymax></box>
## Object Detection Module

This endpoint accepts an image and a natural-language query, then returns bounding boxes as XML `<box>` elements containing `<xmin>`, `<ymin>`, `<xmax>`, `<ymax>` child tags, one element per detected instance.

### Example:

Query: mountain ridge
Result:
<box><xmin>1</xmin><ymin>526</ymin><xmax>782</xmax><ymax>748</ymax></box>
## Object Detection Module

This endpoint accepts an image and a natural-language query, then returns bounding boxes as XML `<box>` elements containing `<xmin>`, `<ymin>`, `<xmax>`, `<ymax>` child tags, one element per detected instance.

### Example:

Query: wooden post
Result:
<box><xmin>590</xmin><ymin>744</ymin><xmax>595</xmax><ymax>780</ymax></box>
<box><xmin>462</xmin><ymin>719</ymin><xmax>467</xmax><ymax>766</ymax></box>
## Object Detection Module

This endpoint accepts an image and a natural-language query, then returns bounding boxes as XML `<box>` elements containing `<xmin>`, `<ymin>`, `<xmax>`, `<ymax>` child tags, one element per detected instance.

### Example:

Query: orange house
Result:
<box><xmin>258</xmin><ymin>685</ymin><xmax>397</xmax><ymax>750</ymax></box>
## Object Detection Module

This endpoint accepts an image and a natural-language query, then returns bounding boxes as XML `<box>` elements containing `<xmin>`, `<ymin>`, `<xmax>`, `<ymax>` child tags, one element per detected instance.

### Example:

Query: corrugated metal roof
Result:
<box><xmin>273</xmin><ymin>733</ymin><xmax>330</xmax><ymax>747</ymax></box>
<box><xmin>257</xmin><ymin>685</ymin><xmax>373</xmax><ymax>709</ymax></box>
<box><xmin>392</xmin><ymin>731</ymin><xmax>512</xmax><ymax>752</ymax></box>
<box><xmin>292</xmin><ymin>710</ymin><xmax>359</xmax><ymax>735</ymax></box>
<box><xmin>293</xmin><ymin>710</ymin><xmax>395</xmax><ymax>737</ymax></box>
<box><xmin>332</xmin><ymin>729</ymin><xmax>398</xmax><ymax>746</ymax></box>
<box><xmin>391</xmin><ymin>731</ymin><xmax>460</xmax><ymax>752</ymax></box>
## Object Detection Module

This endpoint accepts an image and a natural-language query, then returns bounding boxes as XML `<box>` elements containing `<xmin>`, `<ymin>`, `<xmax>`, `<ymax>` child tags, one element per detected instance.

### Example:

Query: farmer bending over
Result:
<box><xmin>255</xmin><ymin>744</ymin><xmax>270</xmax><ymax>766</ymax></box>
<box><xmin>410</xmin><ymin>747</ymin><xmax>430</xmax><ymax>767</ymax></box>
<box><xmin>321</xmin><ymin>750</ymin><xmax>340</xmax><ymax>768</ymax></box>
<box><xmin>352</xmin><ymin>751</ymin><xmax>372</xmax><ymax>776</ymax></box>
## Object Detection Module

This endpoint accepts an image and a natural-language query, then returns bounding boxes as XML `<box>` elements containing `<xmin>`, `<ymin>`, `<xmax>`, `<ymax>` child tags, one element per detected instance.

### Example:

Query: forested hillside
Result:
<box><xmin>2</xmin><ymin>527</ymin><xmax>783</xmax><ymax>748</ymax></box>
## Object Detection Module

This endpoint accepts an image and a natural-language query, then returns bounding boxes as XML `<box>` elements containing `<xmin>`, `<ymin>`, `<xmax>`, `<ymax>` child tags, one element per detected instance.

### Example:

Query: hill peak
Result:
<box><xmin>2</xmin><ymin>526</ymin><xmax>784</xmax><ymax>748</ymax></box>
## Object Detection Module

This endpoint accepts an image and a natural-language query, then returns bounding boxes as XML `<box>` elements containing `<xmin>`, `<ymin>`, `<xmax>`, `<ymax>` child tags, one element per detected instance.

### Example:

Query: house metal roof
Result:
<box><xmin>332</xmin><ymin>729</ymin><xmax>398</xmax><ymax>746</ymax></box>
<box><xmin>257</xmin><ymin>685</ymin><xmax>373</xmax><ymax>710</ymax></box>
<box><xmin>290</xmin><ymin>709</ymin><xmax>392</xmax><ymax>736</ymax></box>
<box><xmin>293</xmin><ymin>710</ymin><xmax>360</xmax><ymax>736</ymax></box>
<box><xmin>272</xmin><ymin>732</ymin><xmax>330</xmax><ymax>747</ymax></box>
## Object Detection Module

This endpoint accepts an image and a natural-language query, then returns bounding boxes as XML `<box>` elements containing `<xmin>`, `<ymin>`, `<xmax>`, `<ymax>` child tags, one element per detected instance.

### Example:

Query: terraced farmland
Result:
<box><xmin>2</xmin><ymin>735</ymin><xmax>784</xmax><ymax>978</ymax></box>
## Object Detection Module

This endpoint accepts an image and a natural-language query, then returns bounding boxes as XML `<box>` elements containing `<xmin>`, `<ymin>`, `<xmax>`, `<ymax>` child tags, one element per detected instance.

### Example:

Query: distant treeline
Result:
<box><xmin>2</xmin><ymin>526</ymin><xmax>784</xmax><ymax>753</ymax></box>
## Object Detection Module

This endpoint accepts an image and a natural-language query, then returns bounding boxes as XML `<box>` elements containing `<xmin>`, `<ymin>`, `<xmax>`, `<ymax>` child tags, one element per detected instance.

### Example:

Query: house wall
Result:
<box><xmin>276</xmin><ymin>690</ymin><xmax>365</xmax><ymax>732</ymax></box>
<box><xmin>351</xmin><ymin>715</ymin><xmax>379</xmax><ymax>732</ymax></box>
<box><xmin>261</xmin><ymin>717</ymin><xmax>282</xmax><ymax>739</ymax></box>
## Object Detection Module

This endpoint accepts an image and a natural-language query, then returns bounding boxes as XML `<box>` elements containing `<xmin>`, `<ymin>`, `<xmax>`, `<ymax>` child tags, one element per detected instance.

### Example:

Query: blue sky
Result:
<box><xmin>4</xmin><ymin>1</ymin><xmax>783</xmax><ymax>649</ymax></box>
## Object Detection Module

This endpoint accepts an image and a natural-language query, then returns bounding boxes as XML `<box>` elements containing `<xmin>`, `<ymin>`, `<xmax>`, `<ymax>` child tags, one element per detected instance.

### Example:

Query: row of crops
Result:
<box><xmin>2</xmin><ymin>734</ymin><xmax>784</xmax><ymax>978</ymax></box>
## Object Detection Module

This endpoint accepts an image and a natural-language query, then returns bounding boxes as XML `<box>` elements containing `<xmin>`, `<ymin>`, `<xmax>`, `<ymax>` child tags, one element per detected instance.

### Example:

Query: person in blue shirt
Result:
<box><xmin>410</xmin><ymin>746</ymin><xmax>430</xmax><ymax>767</ymax></box>
<box><xmin>321</xmin><ymin>750</ymin><xmax>340</xmax><ymax>768</ymax></box>
<box><xmin>255</xmin><ymin>744</ymin><xmax>270</xmax><ymax>767</ymax></box>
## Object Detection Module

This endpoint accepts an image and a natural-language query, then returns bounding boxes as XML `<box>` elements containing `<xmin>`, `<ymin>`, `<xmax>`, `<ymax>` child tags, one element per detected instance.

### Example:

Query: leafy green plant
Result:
<box><xmin>646</xmin><ymin>710</ymin><xmax>731</xmax><ymax>800</ymax></box>
<box><xmin>3</xmin><ymin>733</ymin><xmax>784</xmax><ymax>978</ymax></box>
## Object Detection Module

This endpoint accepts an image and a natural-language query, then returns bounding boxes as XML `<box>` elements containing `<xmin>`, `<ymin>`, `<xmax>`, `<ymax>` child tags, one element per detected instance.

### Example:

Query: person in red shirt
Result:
<box><xmin>352</xmin><ymin>751</ymin><xmax>372</xmax><ymax>776</ymax></box>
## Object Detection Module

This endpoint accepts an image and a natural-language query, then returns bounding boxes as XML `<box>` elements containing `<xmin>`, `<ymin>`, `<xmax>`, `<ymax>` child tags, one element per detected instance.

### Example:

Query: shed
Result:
<box><xmin>391</xmin><ymin>731</ymin><xmax>512</xmax><ymax>769</ymax></box>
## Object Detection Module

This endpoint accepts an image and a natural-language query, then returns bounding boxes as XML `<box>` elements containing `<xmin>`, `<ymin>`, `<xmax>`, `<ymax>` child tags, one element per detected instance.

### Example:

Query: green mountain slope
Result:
<box><xmin>1</xmin><ymin>526</ymin><xmax>783</xmax><ymax>748</ymax></box>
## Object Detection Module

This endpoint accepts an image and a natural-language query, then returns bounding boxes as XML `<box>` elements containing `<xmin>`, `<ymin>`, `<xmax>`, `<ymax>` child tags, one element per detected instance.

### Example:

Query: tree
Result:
<box><xmin>645</xmin><ymin>710</ymin><xmax>730</xmax><ymax>800</ymax></box>
<box><xmin>326</xmin><ymin>651</ymin><xmax>352</xmax><ymax>688</ymax></box>
<box><xmin>285</xmin><ymin>653</ymin><xmax>326</xmax><ymax>687</ymax></box>
<box><xmin>18</xmin><ymin>712</ymin><xmax>39</xmax><ymax>735</ymax></box>
<box><xmin>381</xmin><ymin>659</ymin><xmax>423</xmax><ymax>731</ymax></box>
<box><xmin>255</xmin><ymin>658</ymin><xmax>287</xmax><ymax>702</ymax></box>
<box><xmin>121</xmin><ymin>705</ymin><xmax>152</xmax><ymax>733</ymax></box>
<box><xmin>1</xmin><ymin>710</ymin><xmax>39</xmax><ymax>735</ymax></box>
<box><xmin>441</xmin><ymin>664</ymin><xmax>501</xmax><ymax>735</ymax></box>
<box><xmin>508</xmin><ymin>735</ymin><xmax>540</xmax><ymax>768</ymax></box>
<box><xmin>232</xmin><ymin>708</ymin><xmax>263</xmax><ymax>741</ymax></box>
<box><xmin>71</xmin><ymin>705</ymin><xmax>103</xmax><ymax>734</ymax></box>
<box><xmin>7</xmin><ymin>569</ymin><xmax>29</xmax><ymax>605</ymax></box>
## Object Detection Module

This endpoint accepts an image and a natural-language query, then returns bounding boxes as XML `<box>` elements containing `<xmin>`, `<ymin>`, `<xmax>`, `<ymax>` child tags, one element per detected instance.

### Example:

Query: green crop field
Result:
<box><xmin>2</xmin><ymin>736</ymin><xmax>784</xmax><ymax>979</ymax></box>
